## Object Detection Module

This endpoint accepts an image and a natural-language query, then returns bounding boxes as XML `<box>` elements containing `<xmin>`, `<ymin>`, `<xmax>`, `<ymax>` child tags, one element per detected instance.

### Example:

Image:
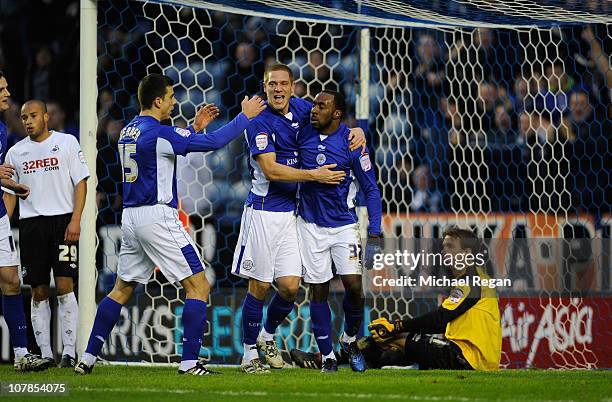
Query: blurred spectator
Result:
<box><xmin>410</xmin><ymin>165</ymin><xmax>442</xmax><ymax>213</ymax></box>
<box><xmin>29</xmin><ymin>45</ymin><xmax>58</xmax><ymax>101</ymax></box>
<box><xmin>517</xmin><ymin>111</ymin><xmax>554</xmax><ymax>146</ymax></box>
<box><xmin>489</xmin><ymin>103</ymin><xmax>517</xmax><ymax>145</ymax></box>
<box><xmin>47</xmin><ymin>100</ymin><xmax>78</xmax><ymax>138</ymax></box>
<box><xmin>411</xmin><ymin>33</ymin><xmax>445</xmax><ymax>127</ymax></box>
<box><xmin>4</xmin><ymin>99</ymin><xmax>26</xmax><ymax>148</ymax></box>
<box><xmin>535</xmin><ymin>62</ymin><xmax>575</xmax><ymax>121</ymax></box>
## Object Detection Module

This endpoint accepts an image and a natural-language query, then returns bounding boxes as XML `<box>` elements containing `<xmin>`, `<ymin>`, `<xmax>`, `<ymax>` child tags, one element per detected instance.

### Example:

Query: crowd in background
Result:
<box><xmin>1</xmin><ymin>1</ymin><xmax>610</xmax><ymax>233</ymax></box>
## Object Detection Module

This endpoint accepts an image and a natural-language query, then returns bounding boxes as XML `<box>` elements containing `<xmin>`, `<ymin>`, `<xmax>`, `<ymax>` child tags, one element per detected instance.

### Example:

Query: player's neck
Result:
<box><xmin>30</xmin><ymin>129</ymin><xmax>51</xmax><ymax>143</ymax></box>
<box><xmin>319</xmin><ymin>122</ymin><xmax>340</xmax><ymax>135</ymax></box>
<box><xmin>140</xmin><ymin>109</ymin><xmax>162</xmax><ymax>121</ymax></box>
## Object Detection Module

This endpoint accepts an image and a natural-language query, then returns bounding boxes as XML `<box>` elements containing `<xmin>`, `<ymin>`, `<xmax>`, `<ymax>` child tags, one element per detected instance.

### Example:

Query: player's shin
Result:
<box><xmin>310</xmin><ymin>300</ymin><xmax>334</xmax><ymax>360</ymax></box>
<box><xmin>341</xmin><ymin>293</ymin><xmax>363</xmax><ymax>344</ymax></box>
<box><xmin>31</xmin><ymin>298</ymin><xmax>53</xmax><ymax>358</ymax></box>
<box><xmin>2</xmin><ymin>294</ymin><xmax>29</xmax><ymax>361</ymax></box>
<box><xmin>81</xmin><ymin>296</ymin><xmax>123</xmax><ymax>366</ymax></box>
<box><xmin>242</xmin><ymin>293</ymin><xmax>264</xmax><ymax>361</ymax></box>
<box><xmin>179</xmin><ymin>299</ymin><xmax>208</xmax><ymax>371</ymax></box>
<box><xmin>57</xmin><ymin>292</ymin><xmax>78</xmax><ymax>358</ymax></box>
<box><xmin>261</xmin><ymin>292</ymin><xmax>294</xmax><ymax>340</ymax></box>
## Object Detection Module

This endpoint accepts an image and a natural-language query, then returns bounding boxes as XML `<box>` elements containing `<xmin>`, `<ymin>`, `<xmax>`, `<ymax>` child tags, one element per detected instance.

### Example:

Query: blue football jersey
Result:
<box><xmin>0</xmin><ymin>121</ymin><xmax>8</xmax><ymax>218</ymax></box>
<box><xmin>245</xmin><ymin>97</ymin><xmax>311</xmax><ymax>212</ymax></box>
<box><xmin>119</xmin><ymin>113</ymin><xmax>249</xmax><ymax>209</ymax></box>
<box><xmin>298</xmin><ymin>123</ymin><xmax>382</xmax><ymax>235</ymax></box>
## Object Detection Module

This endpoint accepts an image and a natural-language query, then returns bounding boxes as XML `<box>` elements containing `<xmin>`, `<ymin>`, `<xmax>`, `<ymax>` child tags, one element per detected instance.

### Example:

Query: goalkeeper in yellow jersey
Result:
<box><xmin>289</xmin><ymin>226</ymin><xmax>501</xmax><ymax>371</ymax></box>
<box><xmin>366</xmin><ymin>226</ymin><xmax>501</xmax><ymax>371</ymax></box>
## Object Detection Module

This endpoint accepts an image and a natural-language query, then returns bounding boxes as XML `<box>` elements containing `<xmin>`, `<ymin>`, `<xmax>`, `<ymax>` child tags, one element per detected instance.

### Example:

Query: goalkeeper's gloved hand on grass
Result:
<box><xmin>364</xmin><ymin>233</ymin><xmax>383</xmax><ymax>270</ymax></box>
<box><xmin>368</xmin><ymin>317</ymin><xmax>403</xmax><ymax>343</ymax></box>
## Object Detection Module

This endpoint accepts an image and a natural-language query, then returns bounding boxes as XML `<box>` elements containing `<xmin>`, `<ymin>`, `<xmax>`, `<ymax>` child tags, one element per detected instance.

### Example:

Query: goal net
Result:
<box><xmin>92</xmin><ymin>0</ymin><xmax>611</xmax><ymax>368</ymax></box>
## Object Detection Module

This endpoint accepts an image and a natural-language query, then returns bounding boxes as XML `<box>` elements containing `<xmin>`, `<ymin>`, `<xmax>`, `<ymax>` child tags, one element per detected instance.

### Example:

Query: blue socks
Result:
<box><xmin>181</xmin><ymin>299</ymin><xmax>208</xmax><ymax>362</ymax></box>
<box><xmin>85</xmin><ymin>296</ymin><xmax>122</xmax><ymax>357</ymax></box>
<box><xmin>342</xmin><ymin>295</ymin><xmax>363</xmax><ymax>338</ymax></box>
<box><xmin>242</xmin><ymin>293</ymin><xmax>264</xmax><ymax>345</ymax></box>
<box><xmin>310</xmin><ymin>300</ymin><xmax>333</xmax><ymax>357</ymax></box>
<box><xmin>263</xmin><ymin>292</ymin><xmax>294</xmax><ymax>334</ymax></box>
<box><xmin>2</xmin><ymin>294</ymin><xmax>28</xmax><ymax>349</ymax></box>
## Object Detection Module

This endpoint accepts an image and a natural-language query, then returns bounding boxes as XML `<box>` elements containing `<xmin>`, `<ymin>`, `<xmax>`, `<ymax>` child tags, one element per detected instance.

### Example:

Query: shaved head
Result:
<box><xmin>22</xmin><ymin>99</ymin><xmax>47</xmax><ymax>114</ymax></box>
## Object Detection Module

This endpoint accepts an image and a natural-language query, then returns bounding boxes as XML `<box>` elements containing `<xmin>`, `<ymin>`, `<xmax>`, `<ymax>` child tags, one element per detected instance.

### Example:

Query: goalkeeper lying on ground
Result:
<box><xmin>289</xmin><ymin>226</ymin><xmax>501</xmax><ymax>371</ymax></box>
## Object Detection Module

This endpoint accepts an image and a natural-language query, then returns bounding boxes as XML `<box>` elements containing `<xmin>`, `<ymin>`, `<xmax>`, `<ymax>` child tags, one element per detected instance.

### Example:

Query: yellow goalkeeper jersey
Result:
<box><xmin>443</xmin><ymin>267</ymin><xmax>502</xmax><ymax>371</ymax></box>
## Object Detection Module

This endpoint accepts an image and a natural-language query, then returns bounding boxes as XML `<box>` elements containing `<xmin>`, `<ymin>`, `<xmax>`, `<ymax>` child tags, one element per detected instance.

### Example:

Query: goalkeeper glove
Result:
<box><xmin>364</xmin><ymin>233</ymin><xmax>383</xmax><ymax>270</ymax></box>
<box><xmin>368</xmin><ymin>317</ymin><xmax>403</xmax><ymax>343</ymax></box>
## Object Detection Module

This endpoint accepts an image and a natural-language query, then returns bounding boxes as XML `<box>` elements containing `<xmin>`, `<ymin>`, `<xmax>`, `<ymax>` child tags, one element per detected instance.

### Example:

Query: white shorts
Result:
<box><xmin>231</xmin><ymin>206</ymin><xmax>301</xmax><ymax>283</ymax></box>
<box><xmin>0</xmin><ymin>214</ymin><xmax>19</xmax><ymax>267</ymax></box>
<box><xmin>297</xmin><ymin>217</ymin><xmax>362</xmax><ymax>284</ymax></box>
<box><xmin>117</xmin><ymin>205</ymin><xmax>205</xmax><ymax>284</ymax></box>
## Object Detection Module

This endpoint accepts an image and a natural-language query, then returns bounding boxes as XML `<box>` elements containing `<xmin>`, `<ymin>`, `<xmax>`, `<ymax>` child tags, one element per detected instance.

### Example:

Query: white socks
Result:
<box><xmin>243</xmin><ymin>343</ymin><xmax>258</xmax><ymax>362</ymax></box>
<box><xmin>341</xmin><ymin>332</ymin><xmax>356</xmax><ymax>345</ymax></box>
<box><xmin>179</xmin><ymin>359</ymin><xmax>197</xmax><ymax>371</ymax></box>
<box><xmin>259</xmin><ymin>328</ymin><xmax>275</xmax><ymax>342</ymax></box>
<box><xmin>31</xmin><ymin>292</ymin><xmax>79</xmax><ymax>359</ymax></box>
<box><xmin>323</xmin><ymin>351</ymin><xmax>336</xmax><ymax>361</ymax></box>
<box><xmin>57</xmin><ymin>292</ymin><xmax>78</xmax><ymax>358</ymax></box>
<box><xmin>31</xmin><ymin>298</ymin><xmax>53</xmax><ymax>358</ymax></box>
<box><xmin>14</xmin><ymin>347</ymin><xmax>28</xmax><ymax>361</ymax></box>
<box><xmin>81</xmin><ymin>352</ymin><xmax>97</xmax><ymax>366</ymax></box>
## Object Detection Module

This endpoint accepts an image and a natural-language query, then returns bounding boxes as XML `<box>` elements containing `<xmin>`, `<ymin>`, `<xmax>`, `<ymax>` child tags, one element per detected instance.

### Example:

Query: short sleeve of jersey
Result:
<box><xmin>246</xmin><ymin>118</ymin><xmax>275</xmax><ymax>156</ymax></box>
<box><xmin>68</xmin><ymin>136</ymin><xmax>90</xmax><ymax>185</ymax></box>
<box><xmin>158</xmin><ymin>125</ymin><xmax>192</xmax><ymax>156</ymax></box>
<box><xmin>441</xmin><ymin>284</ymin><xmax>472</xmax><ymax>311</ymax></box>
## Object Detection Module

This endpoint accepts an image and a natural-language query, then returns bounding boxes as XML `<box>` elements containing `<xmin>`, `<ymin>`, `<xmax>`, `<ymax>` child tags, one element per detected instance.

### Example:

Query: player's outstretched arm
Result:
<box><xmin>257</xmin><ymin>152</ymin><xmax>345</xmax><ymax>184</ymax></box>
<box><xmin>184</xmin><ymin>96</ymin><xmax>266</xmax><ymax>153</ymax></box>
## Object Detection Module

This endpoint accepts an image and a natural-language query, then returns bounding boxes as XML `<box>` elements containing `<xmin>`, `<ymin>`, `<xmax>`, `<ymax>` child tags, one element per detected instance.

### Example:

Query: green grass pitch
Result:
<box><xmin>0</xmin><ymin>365</ymin><xmax>610</xmax><ymax>401</ymax></box>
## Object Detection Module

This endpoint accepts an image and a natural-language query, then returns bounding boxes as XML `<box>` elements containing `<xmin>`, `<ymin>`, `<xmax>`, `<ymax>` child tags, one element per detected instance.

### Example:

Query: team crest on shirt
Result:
<box><xmin>359</xmin><ymin>153</ymin><xmax>372</xmax><ymax>172</ymax></box>
<box><xmin>449</xmin><ymin>288</ymin><xmax>464</xmax><ymax>303</ymax></box>
<box><xmin>255</xmin><ymin>133</ymin><xmax>268</xmax><ymax>150</ymax></box>
<box><xmin>316</xmin><ymin>153</ymin><xmax>326</xmax><ymax>165</ymax></box>
<box><xmin>174</xmin><ymin>127</ymin><xmax>192</xmax><ymax>138</ymax></box>
<box><xmin>51</xmin><ymin>145</ymin><xmax>60</xmax><ymax>153</ymax></box>
<box><xmin>242</xmin><ymin>259</ymin><xmax>254</xmax><ymax>271</ymax></box>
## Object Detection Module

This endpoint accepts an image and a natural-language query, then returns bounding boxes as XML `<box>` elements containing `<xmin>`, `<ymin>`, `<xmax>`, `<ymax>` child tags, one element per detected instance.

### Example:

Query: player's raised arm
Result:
<box><xmin>184</xmin><ymin>95</ymin><xmax>266</xmax><ymax>152</ymax></box>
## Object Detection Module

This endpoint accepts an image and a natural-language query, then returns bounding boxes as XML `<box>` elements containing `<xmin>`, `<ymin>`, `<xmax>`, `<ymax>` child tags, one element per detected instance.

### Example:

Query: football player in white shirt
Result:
<box><xmin>4</xmin><ymin>100</ymin><xmax>89</xmax><ymax>368</ymax></box>
<box><xmin>0</xmin><ymin>72</ymin><xmax>51</xmax><ymax>372</ymax></box>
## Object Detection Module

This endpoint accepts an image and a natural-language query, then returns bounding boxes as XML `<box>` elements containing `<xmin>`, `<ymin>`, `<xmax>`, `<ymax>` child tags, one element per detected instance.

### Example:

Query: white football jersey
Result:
<box><xmin>6</xmin><ymin>131</ymin><xmax>90</xmax><ymax>219</ymax></box>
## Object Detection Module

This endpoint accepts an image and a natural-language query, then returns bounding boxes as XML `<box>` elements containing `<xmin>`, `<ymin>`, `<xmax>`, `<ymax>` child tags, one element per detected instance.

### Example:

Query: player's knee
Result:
<box><xmin>0</xmin><ymin>273</ymin><xmax>21</xmax><ymax>295</ymax></box>
<box><xmin>32</xmin><ymin>285</ymin><xmax>49</xmax><ymax>301</ymax></box>
<box><xmin>248</xmin><ymin>279</ymin><xmax>270</xmax><ymax>300</ymax></box>
<box><xmin>309</xmin><ymin>283</ymin><xmax>329</xmax><ymax>302</ymax></box>
<box><xmin>277</xmin><ymin>284</ymin><xmax>299</xmax><ymax>302</ymax></box>
<box><xmin>55</xmin><ymin>277</ymin><xmax>74</xmax><ymax>296</ymax></box>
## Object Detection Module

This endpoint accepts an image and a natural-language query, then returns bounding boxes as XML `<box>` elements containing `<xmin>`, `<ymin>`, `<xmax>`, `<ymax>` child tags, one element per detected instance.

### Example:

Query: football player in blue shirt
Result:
<box><xmin>75</xmin><ymin>73</ymin><xmax>266</xmax><ymax>376</ymax></box>
<box><xmin>231</xmin><ymin>64</ymin><xmax>366</xmax><ymax>373</ymax></box>
<box><xmin>297</xmin><ymin>90</ymin><xmax>382</xmax><ymax>373</ymax></box>
<box><xmin>0</xmin><ymin>71</ymin><xmax>50</xmax><ymax>372</ymax></box>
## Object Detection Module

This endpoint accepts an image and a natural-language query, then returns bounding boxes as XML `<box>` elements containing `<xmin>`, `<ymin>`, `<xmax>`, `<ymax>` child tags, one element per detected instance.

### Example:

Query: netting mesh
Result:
<box><xmin>95</xmin><ymin>0</ymin><xmax>611</xmax><ymax>367</ymax></box>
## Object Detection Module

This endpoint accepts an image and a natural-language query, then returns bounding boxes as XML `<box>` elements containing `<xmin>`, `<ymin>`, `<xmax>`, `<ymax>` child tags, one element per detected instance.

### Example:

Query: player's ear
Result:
<box><xmin>43</xmin><ymin>112</ymin><xmax>49</xmax><ymax>125</ymax></box>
